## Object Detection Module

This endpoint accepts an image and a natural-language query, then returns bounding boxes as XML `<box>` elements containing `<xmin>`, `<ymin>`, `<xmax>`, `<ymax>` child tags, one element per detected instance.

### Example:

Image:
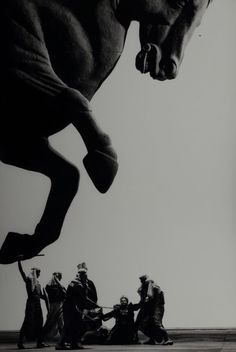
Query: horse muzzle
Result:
<box><xmin>135</xmin><ymin>43</ymin><xmax>178</xmax><ymax>81</ymax></box>
<box><xmin>135</xmin><ymin>43</ymin><xmax>161</xmax><ymax>74</ymax></box>
<box><xmin>157</xmin><ymin>58</ymin><xmax>178</xmax><ymax>80</ymax></box>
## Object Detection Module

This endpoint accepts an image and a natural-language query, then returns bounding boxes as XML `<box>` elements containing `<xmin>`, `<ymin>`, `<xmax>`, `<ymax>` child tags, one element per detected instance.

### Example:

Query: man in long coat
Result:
<box><xmin>42</xmin><ymin>272</ymin><xmax>66</xmax><ymax>341</ymax></box>
<box><xmin>56</xmin><ymin>262</ymin><xmax>98</xmax><ymax>350</ymax></box>
<box><xmin>135</xmin><ymin>275</ymin><xmax>173</xmax><ymax>345</ymax></box>
<box><xmin>17</xmin><ymin>261</ymin><xmax>49</xmax><ymax>349</ymax></box>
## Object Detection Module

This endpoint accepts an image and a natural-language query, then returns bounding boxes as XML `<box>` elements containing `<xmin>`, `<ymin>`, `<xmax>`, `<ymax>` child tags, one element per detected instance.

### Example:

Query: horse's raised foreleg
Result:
<box><xmin>0</xmin><ymin>139</ymin><xmax>79</xmax><ymax>264</ymax></box>
<box><xmin>56</xmin><ymin>87</ymin><xmax>118</xmax><ymax>193</ymax></box>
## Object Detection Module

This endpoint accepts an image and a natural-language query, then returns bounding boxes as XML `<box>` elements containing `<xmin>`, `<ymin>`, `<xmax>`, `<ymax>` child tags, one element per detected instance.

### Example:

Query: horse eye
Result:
<box><xmin>169</xmin><ymin>0</ymin><xmax>188</xmax><ymax>9</ymax></box>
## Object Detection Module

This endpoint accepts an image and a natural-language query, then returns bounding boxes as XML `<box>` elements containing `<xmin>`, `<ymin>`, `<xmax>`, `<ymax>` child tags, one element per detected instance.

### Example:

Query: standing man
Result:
<box><xmin>42</xmin><ymin>272</ymin><xmax>66</xmax><ymax>341</ymax></box>
<box><xmin>56</xmin><ymin>262</ymin><xmax>98</xmax><ymax>350</ymax></box>
<box><xmin>135</xmin><ymin>275</ymin><xmax>173</xmax><ymax>345</ymax></box>
<box><xmin>17</xmin><ymin>261</ymin><xmax>49</xmax><ymax>349</ymax></box>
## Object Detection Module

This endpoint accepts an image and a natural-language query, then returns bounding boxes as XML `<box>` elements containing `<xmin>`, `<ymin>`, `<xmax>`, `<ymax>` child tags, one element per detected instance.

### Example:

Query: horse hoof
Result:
<box><xmin>83</xmin><ymin>149</ymin><xmax>118</xmax><ymax>193</ymax></box>
<box><xmin>0</xmin><ymin>232</ymin><xmax>40</xmax><ymax>264</ymax></box>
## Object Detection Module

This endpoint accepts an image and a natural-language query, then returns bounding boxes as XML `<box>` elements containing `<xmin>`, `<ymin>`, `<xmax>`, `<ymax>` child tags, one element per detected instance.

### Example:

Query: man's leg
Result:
<box><xmin>17</xmin><ymin>323</ymin><xmax>26</xmax><ymax>349</ymax></box>
<box><xmin>153</xmin><ymin>306</ymin><xmax>173</xmax><ymax>345</ymax></box>
<box><xmin>70</xmin><ymin>310</ymin><xmax>84</xmax><ymax>349</ymax></box>
<box><xmin>134</xmin><ymin>309</ymin><xmax>144</xmax><ymax>343</ymax></box>
<box><xmin>138</xmin><ymin>313</ymin><xmax>156</xmax><ymax>345</ymax></box>
<box><xmin>57</xmin><ymin>303</ymin><xmax>65</xmax><ymax>335</ymax></box>
<box><xmin>56</xmin><ymin>305</ymin><xmax>71</xmax><ymax>350</ymax></box>
<box><xmin>41</xmin><ymin>304</ymin><xmax>56</xmax><ymax>341</ymax></box>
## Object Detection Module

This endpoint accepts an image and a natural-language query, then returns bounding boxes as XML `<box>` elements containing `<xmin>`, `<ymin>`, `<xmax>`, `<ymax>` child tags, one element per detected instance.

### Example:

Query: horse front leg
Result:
<box><xmin>0</xmin><ymin>139</ymin><xmax>79</xmax><ymax>264</ymax></box>
<box><xmin>56</xmin><ymin>87</ymin><xmax>118</xmax><ymax>193</ymax></box>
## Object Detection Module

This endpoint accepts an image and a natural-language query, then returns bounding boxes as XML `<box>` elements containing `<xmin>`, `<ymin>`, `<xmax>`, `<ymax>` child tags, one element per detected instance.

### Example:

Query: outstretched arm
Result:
<box><xmin>17</xmin><ymin>260</ymin><xmax>27</xmax><ymax>282</ymax></box>
<box><xmin>102</xmin><ymin>309</ymin><xmax>115</xmax><ymax>322</ymax></box>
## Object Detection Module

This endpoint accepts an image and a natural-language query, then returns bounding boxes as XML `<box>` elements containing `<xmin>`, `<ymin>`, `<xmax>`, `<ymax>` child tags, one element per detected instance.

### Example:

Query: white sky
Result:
<box><xmin>1</xmin><ymin>0</ymin><xmax>236</xmax><ymax>330</ymax></box>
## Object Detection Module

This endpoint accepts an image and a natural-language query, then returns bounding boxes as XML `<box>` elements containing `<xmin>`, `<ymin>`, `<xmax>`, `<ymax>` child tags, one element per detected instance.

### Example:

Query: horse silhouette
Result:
<box><xmin>0</xmin><ymin>0</ymin><xmax>212</xmax><ymax>264</ymax></box>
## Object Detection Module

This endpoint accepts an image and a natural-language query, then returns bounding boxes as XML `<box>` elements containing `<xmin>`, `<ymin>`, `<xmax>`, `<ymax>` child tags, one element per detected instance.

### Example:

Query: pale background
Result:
<box><xmin>0</xmin><ymin>0</ymin><xmax>236</xmax><ymax>331</ymax></box>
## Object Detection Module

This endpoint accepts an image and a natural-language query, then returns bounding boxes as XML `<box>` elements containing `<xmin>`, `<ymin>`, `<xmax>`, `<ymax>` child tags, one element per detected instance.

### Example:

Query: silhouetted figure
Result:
<box><xmin>103</xmin><ymin>296</ymin><xmax>140</xmax><ymax>344</ymax></box>
<box><xmin>42</xmin><ymin>272</ymin><xmax>66</xmax><ymax>341</ymax></box>
<box><xmin>81</xmin><ymin>308</ymin><xmax>108</xmax><ymax>345</ymax></box>
<box><xmin>135</xmin><ymin>275</ymin><xmax>173</xmax><ymax>345</ymax></box>
<box><xmin>17</xmin><ymin>261</ymin><xmax>49</xmax><ymax>349</ymax></box>
<box><xmin>0</xmin><ymin>0</ymin><xmax>212</xmax><ymax>265</ymax></box>
<box><xmin>56</xmin><ymin>262</ymin><xmax>98</xmax><ymax>350</ymax></box>
<box><xmin>82</xmin><ymin>307</ymin><xmax>103</xmax><ymax>334</ymax></box>
<box><xmin>83</xmin><ymin>325</ymin><xmax>109</xmax><ymax>345</ymax></box>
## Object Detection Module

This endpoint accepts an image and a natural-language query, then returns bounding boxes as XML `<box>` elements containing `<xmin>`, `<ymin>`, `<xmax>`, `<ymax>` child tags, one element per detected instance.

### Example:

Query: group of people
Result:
<box><xmin>17</xmin><ymin>261</ymin><xmax>173</xmax><ymax>350</ymax></box>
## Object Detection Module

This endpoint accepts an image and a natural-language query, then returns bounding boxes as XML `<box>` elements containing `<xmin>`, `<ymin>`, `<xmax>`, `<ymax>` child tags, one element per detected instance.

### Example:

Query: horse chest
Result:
<box><xmin>41</xmin><ymin>2</ymin><xmax>126</xmax><ymax>97</ymax></box>
<box><xmin>48</xmin><ymin>38</ymin><xmax>122</xmax><ymax>93</ymax></box>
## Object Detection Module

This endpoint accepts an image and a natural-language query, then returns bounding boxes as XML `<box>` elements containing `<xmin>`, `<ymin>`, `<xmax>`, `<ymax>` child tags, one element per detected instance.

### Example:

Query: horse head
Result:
<box><xmin>133</xmin><ymin>0</ymin><xmax>212</xmax><ymax>80</ymax></box>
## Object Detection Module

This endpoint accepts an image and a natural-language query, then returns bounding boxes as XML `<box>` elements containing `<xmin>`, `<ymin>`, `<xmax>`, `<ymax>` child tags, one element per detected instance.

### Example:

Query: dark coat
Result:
<box><xmin>103</xmin><ymin>303</ymin><xmax>139</xmax><ymax>344</ymax></box>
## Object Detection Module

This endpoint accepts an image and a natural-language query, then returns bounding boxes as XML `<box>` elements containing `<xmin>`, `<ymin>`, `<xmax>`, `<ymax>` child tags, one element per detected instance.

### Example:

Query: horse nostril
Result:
<box><xmin>161</xmin><ymin>59</ymin><xmax>178</xmax><ymax>79</ymax></box>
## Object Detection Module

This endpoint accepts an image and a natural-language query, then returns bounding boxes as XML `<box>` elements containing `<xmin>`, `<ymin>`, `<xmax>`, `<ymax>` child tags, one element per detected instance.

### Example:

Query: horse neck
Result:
<box><xmin>114</xmin><ymin>0</ymin><xmax>136</xmax><ymax>25</ymax></box>
<box><xmin>74</xmin><ymin>0</ymin><xmax>130</xmax><ymax>39</ymax></box>
<box><xmin>88</xmin><ymin>0</ymin><xmax>130</xmax><ymax>54</ymax></box>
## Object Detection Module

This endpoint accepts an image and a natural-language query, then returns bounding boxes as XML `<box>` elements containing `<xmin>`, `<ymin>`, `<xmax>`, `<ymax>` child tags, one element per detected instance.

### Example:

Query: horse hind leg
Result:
<box><xmin>0</xmin><ymin>139</ymin><xmax>79</xmax><ymax>264</ymax></box>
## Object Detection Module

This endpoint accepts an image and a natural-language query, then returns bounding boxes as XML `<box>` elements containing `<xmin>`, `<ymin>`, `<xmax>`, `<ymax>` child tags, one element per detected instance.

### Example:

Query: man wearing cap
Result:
<box><xmin>41</xmin><ymin>272</ymin><xmax>66</xmax><ymax>341</ymax></box>
<box><xmin>134</xmin><ymin>275</ymin><xmax>173</xmax><ymax>346</ymax></box>
<box><xmin>17</xmin><ymin>261</ymin><xmax>49</xmax><ymax>349</ymax></box>
<box><xmin>56</xmin><ymin>262</ymin><xmax>98</xmax><ymax>350</ymax></box>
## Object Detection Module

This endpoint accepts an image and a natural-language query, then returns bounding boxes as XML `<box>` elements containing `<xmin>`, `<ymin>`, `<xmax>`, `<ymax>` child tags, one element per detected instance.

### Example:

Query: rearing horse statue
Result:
<box><xmin>0</xmin><ymin>0</ymin><xmax>212</xmax><ymax>264</ymax></box>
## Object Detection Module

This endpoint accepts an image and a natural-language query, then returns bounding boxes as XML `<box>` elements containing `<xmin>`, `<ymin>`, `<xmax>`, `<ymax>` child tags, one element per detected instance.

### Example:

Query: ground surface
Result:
<box><xmin>1</xmin><ymin>341</ymin><xmax>236</xmax><ymax>352</ymax></box>
<box><xmin>1</xmin><ymin>330</ymin><xmax>236</xmax><ymax>352</ymax></box>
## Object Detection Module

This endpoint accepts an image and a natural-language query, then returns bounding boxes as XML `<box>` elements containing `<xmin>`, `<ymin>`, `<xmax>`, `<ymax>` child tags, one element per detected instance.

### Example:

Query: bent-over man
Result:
<box><xmin>135</xmin><ymin>275</ymin><xmax>173</xmax><ymax>345</ymax></box>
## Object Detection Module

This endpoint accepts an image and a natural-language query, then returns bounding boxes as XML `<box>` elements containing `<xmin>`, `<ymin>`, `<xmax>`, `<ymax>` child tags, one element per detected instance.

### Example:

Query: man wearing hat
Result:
<box><xmin>41</xmin><ymin>271</ymin><xmax>66</xmax><ymax>341</ymax></box>
<box><xmin>56</xmin><ymin>262</ymin><xmax>98</xmax><ymax>350</ymax></box>
<box><xmin>17</xmin><ymin>261</ymin><xmax>49</xmax><ymax>349</ymax></box>
<box><xmin>134</xmin><ymin>275</ymin><xmax>173</xmax><ymax>346</ymax></box>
